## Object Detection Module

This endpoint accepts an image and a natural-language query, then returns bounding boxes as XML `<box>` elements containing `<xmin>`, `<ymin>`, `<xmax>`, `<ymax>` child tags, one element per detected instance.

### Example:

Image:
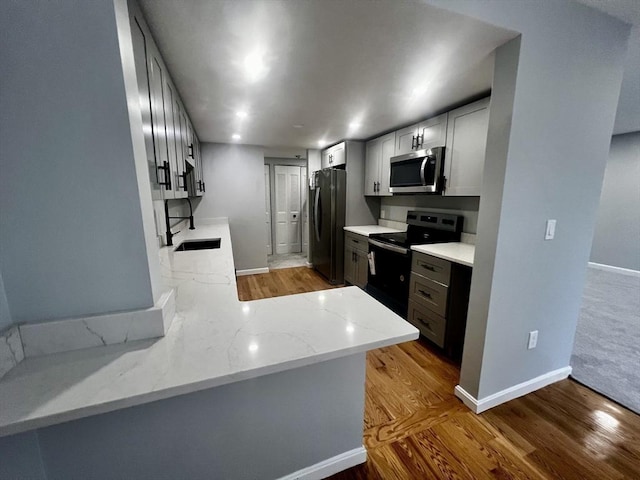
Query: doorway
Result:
<box><xmin>264</xmin><ymin>159</ymin><xmax>309</xmax><ymax>270</ymax></box>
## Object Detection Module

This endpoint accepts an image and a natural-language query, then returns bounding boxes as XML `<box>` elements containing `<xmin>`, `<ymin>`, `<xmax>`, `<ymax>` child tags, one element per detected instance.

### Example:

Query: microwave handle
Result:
<box><xmin>419</xmin><ymin>156</ymin><xmax>429</xmax><ymax>186</ymax></box>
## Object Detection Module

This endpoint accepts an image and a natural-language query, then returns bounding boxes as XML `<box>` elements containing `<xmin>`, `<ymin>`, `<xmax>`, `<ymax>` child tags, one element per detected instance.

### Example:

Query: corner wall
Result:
<box><xmin>590</xmin><ymin>132</ymin><xmax>640</xmax><ymax>271</ymax></box>
<box><xmin>0</xmin><ymin>0</ymin><xmax>156</xmax><ymax>323</ymax></box>
<box><xmin>423</xmin><ymin>0</ymin><xmax>630</xmax><ymax>402</ymax></box>
<box><xmin>196</xmin><ymin>144</ymin><xmax>268</xmax><ymax>271</ymax></box>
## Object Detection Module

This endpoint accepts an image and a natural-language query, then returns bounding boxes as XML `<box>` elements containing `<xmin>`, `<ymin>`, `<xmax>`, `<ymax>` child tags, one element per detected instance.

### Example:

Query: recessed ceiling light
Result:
<box><xmin>236</xmin><ymin>111</ymin><xmax>248</xmax><ymax>119</ymax></box>
<box><xmin>293</xmin><ymin>124</ymin><xmax>304</xmax><ymax>129</ymax></box>
<box><xmin>232</xmin><ymin>134</ymin><xmax>241</xmax><ymax>141</ymax></box>
<box><xmin>243</xmin><ymin>49</ymin><xmax>268</xmax><ymax>83</ymax></box>
<box><xmin>318</xmin><ymin>139</ymin><xmax>326</xmax><ymax>147</ymax></box>
<box><xmin>348</xmin><ymin>122</ymin><xmax>361</xmax><ymax>129</ymax></box>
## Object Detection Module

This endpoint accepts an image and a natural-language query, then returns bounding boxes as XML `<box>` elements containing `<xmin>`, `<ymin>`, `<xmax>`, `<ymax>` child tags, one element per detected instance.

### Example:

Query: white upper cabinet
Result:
<box><xmin>443</xmin><ymin>97</ymin><xmax>490</xmax><ymax>196</ymax></box>
<box><xmin>321</xmin><ymin>142</ymin><xmax>346</xmax><ymax>168</ymax></box>
<box><xmin>394</xmin><ymin>113</ymin><xmax>448</xmax><ymax>156</ymax></box>
<box><xmin>365</xmin><ymin>132</ymin><xmax>395</xmax><ymax>196</ymax></box>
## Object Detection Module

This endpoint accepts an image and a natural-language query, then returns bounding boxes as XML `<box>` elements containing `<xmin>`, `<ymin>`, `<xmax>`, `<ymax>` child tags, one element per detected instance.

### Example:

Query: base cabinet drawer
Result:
<box><xmin>345</xmin><ymin>232</ymin><xmax>367</xmax><ymax>251</ymax></box>
<box><xmin>409</xmin><ymin>273</ymin><xmax>448</xmax><ymax>317</ymax></box>
<box><xmin>411</xmin><ymin>252</ymin><xmax>451</xmax><ymax>286</ymax></box>
<box><xmin>408</xmin><ymin>300</ymin><xmax>446</xmax><ymax>347</ymax></box>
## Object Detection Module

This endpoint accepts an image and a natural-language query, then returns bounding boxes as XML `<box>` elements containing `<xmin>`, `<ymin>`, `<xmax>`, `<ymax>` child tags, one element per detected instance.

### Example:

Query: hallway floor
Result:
<box><xmin>267</xmin><ymin>252</ymin><xmax>308</xmax><ymax>270</ymax></box>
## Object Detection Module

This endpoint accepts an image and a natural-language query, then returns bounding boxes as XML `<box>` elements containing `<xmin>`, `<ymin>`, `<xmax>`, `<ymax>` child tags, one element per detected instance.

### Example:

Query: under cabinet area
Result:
<box><xmin>364</xmin><ymin>132</ymin><xmax>394</xmax><ymax>196</ymax></box>
<box><xmin>408</xmin><ymin>251</ymin><xmax>471</xmax><ymax>361</ymax></box>
<box><xmin>344</xmin><ymin>232</ymin><xmax>369</xmax><ymax>288</ymax></box>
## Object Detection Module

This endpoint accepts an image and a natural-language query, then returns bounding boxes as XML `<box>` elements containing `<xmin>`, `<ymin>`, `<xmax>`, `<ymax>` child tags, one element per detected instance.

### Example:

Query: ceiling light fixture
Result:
<box><xmin>232</xmin><ymin>134</ymin><xmax>241</xmax><ymax>141</ymax></box>
<box><xmin>318</xmin><ymin>139</ymin><xmax>326</xmax><ymax>147</ymax></box>
<box><xmin>348</xmin><ymin>122</ymin><xmax>361</xmax><ymax>129</ymax></box>
<box><xmin>236</xmin><ymin>111</ymin><xmax>248</xmax><ymax>119</ymax></box>
<box><xmin>243</xmin><ymin>49</ymin><xmax>269</xmax><ymax>83</ymax></box>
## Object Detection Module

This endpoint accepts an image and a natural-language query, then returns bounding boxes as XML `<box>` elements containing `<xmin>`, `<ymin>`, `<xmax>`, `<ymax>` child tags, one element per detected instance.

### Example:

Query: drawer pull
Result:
<box><xmin>421</xmin><ymin>264</ymin><xmax>436</xmax><ymax>272</ymax></box>
<box><xmin>418</xmin><ymin>289</ymin><xmax>432</xmax><ymax>299</ymax></box>
<box><xmin>417</xmin><ymin>317</ymin><xmax>432</xmax><ymax>331</ymax></box>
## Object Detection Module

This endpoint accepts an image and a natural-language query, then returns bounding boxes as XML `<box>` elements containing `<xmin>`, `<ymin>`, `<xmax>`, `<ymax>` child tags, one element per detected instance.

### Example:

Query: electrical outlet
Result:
<box><xmin>545</xmin><ymin>219</ymin><xmax>556</xmax><ymax>240</ymax></box>
<box><xmin>381</xmin><ymin>209</ymin><xmax>386</xmax><ymax>219</ymax></box>
<box><xmin>528</xmin><ymin>330</ymin><xmax>538</xmax><ymax>349</ymax></box>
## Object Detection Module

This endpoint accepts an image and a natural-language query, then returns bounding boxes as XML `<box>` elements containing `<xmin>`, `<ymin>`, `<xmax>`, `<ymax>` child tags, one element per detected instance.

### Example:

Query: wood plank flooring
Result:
<box><xmin>237</xmin><ymin>267</ymin><xmax>640</xmax><ymax>479</ymax></box>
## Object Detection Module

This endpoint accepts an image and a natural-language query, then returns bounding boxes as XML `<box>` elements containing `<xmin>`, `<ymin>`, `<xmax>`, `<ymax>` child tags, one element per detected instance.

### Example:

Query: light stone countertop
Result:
<box><xmin>344</xmin><ymin>225</ymin><xmax>405</xmax><ymax>236</ymax></box>
<box><xmin>411</xmin><ymin>242</ymin><xmax>475</xmax><ymax>267</ymax></box>
<box><xmin>0</xmin><ymin>220</ymin><xmax>418</xmax><ymax>437</ymax></box>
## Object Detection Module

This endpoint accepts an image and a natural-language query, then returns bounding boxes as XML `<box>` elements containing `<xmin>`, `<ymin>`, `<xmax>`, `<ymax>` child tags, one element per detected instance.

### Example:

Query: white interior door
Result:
<box><xmin>274</xmin><ymin>165</ymin><xmax>302</xmax><ymax>254</ymax></box>
<box><xmin>265</xmin><ymin>165</ymin><xmax>272</xmax><ymax>255</ymax></box>
<box><xmin>301</xmin><ymin>166</ymin><xmax>308</xmax><ymax>254</ymax></box>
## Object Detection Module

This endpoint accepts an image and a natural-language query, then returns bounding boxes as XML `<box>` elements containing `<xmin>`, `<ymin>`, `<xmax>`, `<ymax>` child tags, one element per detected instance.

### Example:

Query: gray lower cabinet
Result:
<box><xmin>408</xmin><ymin>251</ymin><xmax>472</xmax><ymax>361</ymax></box>
<box><xmin>344</xmin><ymin>232</ymin><xmax>368</xmax><ymax>288</ymax></box>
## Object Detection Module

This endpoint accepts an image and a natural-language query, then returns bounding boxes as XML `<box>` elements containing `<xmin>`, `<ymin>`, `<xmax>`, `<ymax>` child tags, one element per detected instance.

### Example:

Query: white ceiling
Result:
<box><xmin>138</xmin><ymin>0</ymin><xmax>517</xmax><ymax>148</ymax></box>
<box><xmin>139</xmin><ymin>1</ymin><xmax>637</xmax><ymax>149</ymax></box>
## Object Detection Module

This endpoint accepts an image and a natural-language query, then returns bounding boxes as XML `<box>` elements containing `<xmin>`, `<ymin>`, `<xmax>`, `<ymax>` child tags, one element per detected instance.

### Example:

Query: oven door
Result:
<box><xmin>366</xmin><ymin>239</ymin><xmax>411</xmax><ymax>318</ymax></box>
<box><xmin>389</xmin><ymin>148</ymin><xmax>443</xmax><ymax>194</ymax></box>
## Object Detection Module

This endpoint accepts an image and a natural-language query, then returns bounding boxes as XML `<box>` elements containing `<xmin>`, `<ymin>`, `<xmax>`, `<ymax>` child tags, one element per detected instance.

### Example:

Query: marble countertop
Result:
<box><xmin>411</xmin><ymin>243</ymin><xmax>475</xmax><ymax>267</ymax></box>
<box><xmin>0</xmin><ymin>220</ymin><xmax>418</xmax><ymax>437</ymax></box>
<box><xmin>344</xmin><ymin>225</ymin><xmax>404</xmax><ymax>236</ymax></box>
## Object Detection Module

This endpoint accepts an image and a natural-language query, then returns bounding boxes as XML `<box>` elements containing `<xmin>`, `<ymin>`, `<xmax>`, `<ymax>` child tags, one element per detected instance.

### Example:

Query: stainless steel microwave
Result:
<box><xmin>389</xmin><ymin>147</ymin><xmax>445</xmax><ymax>194</ymax></box>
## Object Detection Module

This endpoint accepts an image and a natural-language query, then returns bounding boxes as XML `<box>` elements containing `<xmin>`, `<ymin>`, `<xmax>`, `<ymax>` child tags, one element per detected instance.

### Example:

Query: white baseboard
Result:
<box><xmin>588</xmin><ymin>262</ymin><xmax>640</xmax><ymax>277</ymax></box>
<box><xmin>277</xmin><ymin>447</ymin><xmax>367</xmax><ymax>480</ymax></box>
<box><xmin>19</xmin><ymin>289</ymin><xmax>175</xmax><ymax>358</ymax></box>
<box><xmin>306</xmin><ymin>262</ymin><xmax>313</xmax><ymax>268</ymax></box>
<box><xmin>454</xmin><ymin>366</ymin><xmax>572</xmax><ymax>414</ymax></box>
<box><xmin>236</xmin><ymin>267</ymin><xmax>270</xmax><ymax>276</ymax></box>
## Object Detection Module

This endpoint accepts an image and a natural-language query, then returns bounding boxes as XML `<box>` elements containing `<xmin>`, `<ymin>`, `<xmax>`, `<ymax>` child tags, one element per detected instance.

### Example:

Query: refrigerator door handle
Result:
<box><xmin>314</xmin><ymin>187</ymin><xmax>321</xmax><ymax>242</ymax></box>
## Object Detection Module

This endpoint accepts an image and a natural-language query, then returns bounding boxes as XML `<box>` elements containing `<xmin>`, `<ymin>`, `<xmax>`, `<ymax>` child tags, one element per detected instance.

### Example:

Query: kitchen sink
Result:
<box><xmin>174</xmin><ymin>238</ymin><xmax>221</xmax><ymax>251</ymax></box>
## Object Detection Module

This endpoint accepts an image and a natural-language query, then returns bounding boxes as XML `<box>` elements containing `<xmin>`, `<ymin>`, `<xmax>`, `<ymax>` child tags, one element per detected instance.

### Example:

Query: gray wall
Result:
<box><xmin>0</xmin><ymin>354</ymin><xmax>365</xmax><ymax>480</ymax></box>
<box><xmin>381</xmin><ymin>196</ymin><xmax>480</xmax><ymax>234</ymax></box>
<box><xmin>196</xmin><ymin>143</ymin><xmax>268</xmax><ymax>271</ymax></box>
<box><xmin>423</xmin><ymin>0</ymin><xmax>630</xmax><ymax>400</ymax></box>
<box><xmin>0</xmin><ymin>1</ymin><xmax>156</xmax><ymax>323</ymax></box>
<box><xmin>0</xmin><ymin>271</ymin><xmax>12</xmax><ymax>332</ymax></box>
<box><xmin>590</xmin><ymin>132</ymin><xmax>640</xmax><ymax>271</ymax></box>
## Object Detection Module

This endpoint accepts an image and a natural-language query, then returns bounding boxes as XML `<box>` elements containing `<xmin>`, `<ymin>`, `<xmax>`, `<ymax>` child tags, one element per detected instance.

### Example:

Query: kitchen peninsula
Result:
<box><xmin>0</xmin><ymin>219</ymin><xmax>418</xmax><ymax>480</ymax></box>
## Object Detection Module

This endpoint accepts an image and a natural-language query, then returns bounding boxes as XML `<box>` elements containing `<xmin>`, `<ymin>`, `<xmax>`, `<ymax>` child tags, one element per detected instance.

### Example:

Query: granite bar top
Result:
<box><xmin>0</xmin><ymin>219</ymin><xmax>418</xmax><ymax>437</ymax></box>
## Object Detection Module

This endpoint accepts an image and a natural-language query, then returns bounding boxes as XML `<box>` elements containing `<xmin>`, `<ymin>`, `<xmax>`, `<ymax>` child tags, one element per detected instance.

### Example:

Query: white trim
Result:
<box><xmin>19</xmin><ymin>289</ymin><xmax>175</xmax><ymax>358</ymax></box>
<box><xmin>277</xmin><ymin>447</ymin><xmax>367</xmax><ymax>480</ymax></box>
<box><xmin>196</xmin><ymin>217</ymin><xmax>229</xmax><ymax>226</ymax></box>
<box><xmin>454</xmin><ymin>366</ymin><xmax>572</xmax><ymax>414</ymax></box>
<box><xmin>306</xmin><ymin>262</ymin><xmax>313</xmax><ymax>268</ymax></box>
<box><xmin>588</xmin><ymin>262</ymin><xmax>640</xmax><ymax>277</ymax></box>
<box><xmin>236</xmin><ymin>267</ymin><xmax>270</xmax><ymax>276</ymax></box>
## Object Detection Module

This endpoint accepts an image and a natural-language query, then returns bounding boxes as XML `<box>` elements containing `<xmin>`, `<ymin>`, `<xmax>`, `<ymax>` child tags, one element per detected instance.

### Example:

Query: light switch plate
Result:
<box><xmin>545</xmin><ymin>219</ymin><xmax>556</xmax><ymax>240</ymax></box>
<box><xmin>528</xmin><ymin>330</ymin><xmax>538</xmax><ymax>349</ymax></box>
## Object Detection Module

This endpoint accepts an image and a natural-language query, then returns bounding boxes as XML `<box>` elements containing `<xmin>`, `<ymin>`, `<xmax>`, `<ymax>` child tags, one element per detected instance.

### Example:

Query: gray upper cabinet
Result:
<box><xmin>321</xmin><ymin>142</ymin><xmax>346</xmax><ymax>168</ymax></box>
<box><xmin>394</xmin><ymin>113</ymin><xmax>448</xmax><ymax>156</ymax></box>
<box><xmin>128</xmin><ymin>0</ymin><xmax>203</xmax><ymax>201</ymax></box>
<box><xmin>443</xmin><ymin>97</ymin><xmax>490</xmax><ymax>196</ymax></box>
<box><xmin>364</xmin><ymin>132</ymin><xmax>394</xmax><ymax>196</ymax></box>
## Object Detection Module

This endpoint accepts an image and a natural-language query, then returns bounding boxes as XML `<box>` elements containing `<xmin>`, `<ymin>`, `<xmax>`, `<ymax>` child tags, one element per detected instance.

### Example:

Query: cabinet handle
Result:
<box><xmin>202</xmin><ymin>181</ymin><xmax>205</xmax><ymax>192</ymax></box>
<box><xmin>157</xmin><ymin>161</ymin><xmax>172</xmax><ymax>190</ymax></box>
<box><xmin>417</xmin><ymin>133</ymin><xmax>424</xmax><ymax>148</ymax></box>
<box><xmin>421</xmin><ymin>264</ymin><xmax>436</xmax><ymax>272</ymax></box>
<box><xmin>188</xmin><ymin>144</ymin><xmax>194</xmax><ymax>159</ymax></box>
<box><xmin>417</xmin><ymin>317</ymin><xmax>433</xmax><ymax>331</ymax></box>
<box><xmin>411</xmin><ymin>135</ymin><xmax>417</xmax><ymax>150</ymax></box>
<box><xmin>376</xmin><ymin>181</ymin><xmax>380</xmax><ymax>193</ymax></box>
<box><xmin>178</xmin><ymin>171</ymin><xmax>188</xmax><ymax>192</ymax></box>
<box><xmin>418</xmin><ymin>289</ymin><xmax>432</xmax><ymax>299</ymax></box>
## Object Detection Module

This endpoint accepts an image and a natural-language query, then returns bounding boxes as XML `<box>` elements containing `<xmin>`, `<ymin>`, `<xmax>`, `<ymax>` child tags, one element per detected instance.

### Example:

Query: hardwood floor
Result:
<box><xmin>237</xmin><ymin>268</ymin><xmax>640</xmax><ymax>479</ymax></box>
<box><xmin>236</xmin><ymin>265</ymin><xmax>337</xmax><ymax>300</ymax></box>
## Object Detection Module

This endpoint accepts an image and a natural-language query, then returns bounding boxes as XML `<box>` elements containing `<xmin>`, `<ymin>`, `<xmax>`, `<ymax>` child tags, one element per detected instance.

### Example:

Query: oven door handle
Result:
<box><xmin>368</xmin><ymin>239</ymin><xmax>409</xmax><ymax>255</ymax></box>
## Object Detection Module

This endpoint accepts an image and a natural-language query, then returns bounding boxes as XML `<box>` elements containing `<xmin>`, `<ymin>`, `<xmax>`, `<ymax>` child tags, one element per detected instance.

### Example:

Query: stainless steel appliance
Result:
<box><xmin>366</xmin><ymin>210</ymin><xmax>463</xmax><ymax>317</ymax></box>
<box><xmin>389</xmin><ymin>147</ymin><xmax>445</xmax><ymax>194</ymax></box>
<box><xmin>310</xmin><ymin>168</ymin><xmax>347</xmax><ymax>284</ymax></box>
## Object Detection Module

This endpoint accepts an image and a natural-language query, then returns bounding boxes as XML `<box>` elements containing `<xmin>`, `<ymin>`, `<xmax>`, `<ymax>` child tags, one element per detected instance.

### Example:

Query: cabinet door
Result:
<box><xmin>354</xmin><ymin>249</ymin><xmax>369</xmax><ymax>289</ymax></box>
<box><xmin>321</xmin><ymin>150</ymin><xmax>331</xmax><ymax>169</ymax></box>
<box><xmin>377</xmin><ymin>132</ymin><xmax>395</xmax><ymax>196</ymax></box>
<box><xmin>129</xmin><ymin>14</ymin><xmax>162</xmax><ymax>201</ymax></box>
<box><xmin>417</xmin><ymin>113</ymin><xmax>447</xmax><ymax>150</ymax></box>
<box><xmin>395</xmin><ymin>124</ymin><xmax>419</xmax><ymax>155</ymax></box>
<box><xmin>163</xmin><ymin>81</ymin><xmax>186</xmax><ymax>199</ymax></box>
<box><xmin>344</xmin><ymin>246</ymin><xmax>355</xmax><ymax>285</ymax></box>
<box><xmin>364</xmin><ymin>138</ymin><xmax>380</xmax><ymax>196</ymax></box>
<box><xmin>329</xmin><ymin>142</ymin><xmax>346</xmax><ymax>167</ymax></box>
<box><xmin>148</xmin><ymin>52</ymin><xmax>171</xmax><ymax>195</ymax></box>
<box><xmin>443</xmin><ymin>97</ymin><xmax>489</xmax><ymax>196</ymax></box>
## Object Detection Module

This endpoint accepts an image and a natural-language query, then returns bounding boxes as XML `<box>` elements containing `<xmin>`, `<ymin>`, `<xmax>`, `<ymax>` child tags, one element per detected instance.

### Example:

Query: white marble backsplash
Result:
<box><xmin>461</xmin><ymin>233</ymin><xmax>476</xmax><ymax>245</ymax></box>
<box><xmin>377</xmin><ymin>218</ymin><xmax>407</xmax><ymax>230</ymax></box>
<box><xmin>19</xmin><ymin>290</ymin><xmax>175</xmax><ymax>358</ymax></box>
<box><xmin>0</xmin><ymin>326</ymin><xmax>24</xmax><ymax>380</ymax></box>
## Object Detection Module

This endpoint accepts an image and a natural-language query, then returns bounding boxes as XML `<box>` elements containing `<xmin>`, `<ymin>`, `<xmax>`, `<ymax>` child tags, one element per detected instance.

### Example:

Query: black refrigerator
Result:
<box><xmin>310</xmin><ymin>168</ymin><xmax>347</xmax><ymax>284</ymax></box>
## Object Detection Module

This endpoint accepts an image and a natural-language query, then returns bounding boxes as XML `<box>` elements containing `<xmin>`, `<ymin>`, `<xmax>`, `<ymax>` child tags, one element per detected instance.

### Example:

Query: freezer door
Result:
<box><xmin>311</xmin><ymin>170</ymin><xmax>333</xmax><ymax>281</ymax></box>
